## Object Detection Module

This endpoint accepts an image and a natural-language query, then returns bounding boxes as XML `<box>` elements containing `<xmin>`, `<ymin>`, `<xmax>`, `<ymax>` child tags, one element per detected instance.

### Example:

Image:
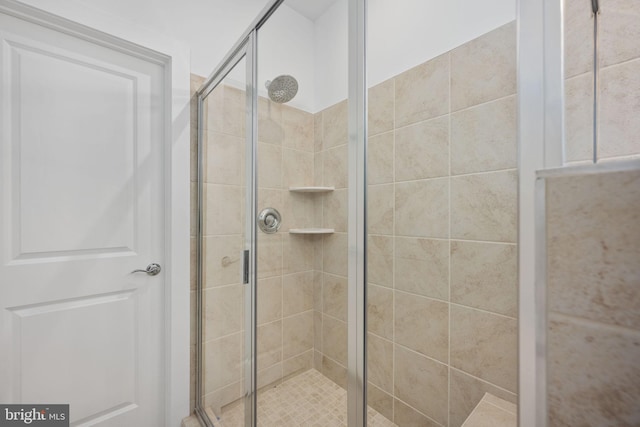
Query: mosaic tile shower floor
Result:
<box><xmin>209</xmin><ymin>369</ymin><xmax>397</xmax><ymax>427</ymax></box>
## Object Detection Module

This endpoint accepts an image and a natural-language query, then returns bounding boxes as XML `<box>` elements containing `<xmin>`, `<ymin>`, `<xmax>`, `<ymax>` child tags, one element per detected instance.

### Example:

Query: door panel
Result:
<box><xmin>0</xmin><ymin>11</ymin><xmax>164</xmax><ymax>426</ymax></box>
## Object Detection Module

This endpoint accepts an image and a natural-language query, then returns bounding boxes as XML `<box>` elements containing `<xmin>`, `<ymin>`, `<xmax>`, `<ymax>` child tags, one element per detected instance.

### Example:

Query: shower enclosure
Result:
<box><xmin>193</xmin><ymin>0</ymin><xmax>520</xmax><ymax>426</ymax></box>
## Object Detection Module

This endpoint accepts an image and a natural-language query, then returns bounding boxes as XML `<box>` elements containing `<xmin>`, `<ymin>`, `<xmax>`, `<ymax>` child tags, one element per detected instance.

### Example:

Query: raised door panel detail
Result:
<box><xmin>8</xmin><ymin>291</ymin><xmax>137</xmax><ymax>424</ymax></box>
<box><xmin>5</xmin><ymin>41</ymin><xmax>151</xmax><ymax>261</ymax></box>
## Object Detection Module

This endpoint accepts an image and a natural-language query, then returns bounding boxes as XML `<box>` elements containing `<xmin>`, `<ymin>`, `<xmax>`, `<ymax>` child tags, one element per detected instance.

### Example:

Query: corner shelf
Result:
<box><xmin>289</xmin><ymin>228</ymin><xmax>334</xmax><ymax>235</ymax></box>
<box><xmin>288</xmin><ymin>186</ymin><xmax>334</xmax><ymax>193</ymax></box>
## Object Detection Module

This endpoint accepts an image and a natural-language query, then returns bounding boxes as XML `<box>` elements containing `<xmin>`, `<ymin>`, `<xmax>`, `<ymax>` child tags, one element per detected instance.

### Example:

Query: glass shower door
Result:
<box><xmin>196</xmin><ymin>50</ymin><xmax>254</xmax><ymax>427</ymax></box>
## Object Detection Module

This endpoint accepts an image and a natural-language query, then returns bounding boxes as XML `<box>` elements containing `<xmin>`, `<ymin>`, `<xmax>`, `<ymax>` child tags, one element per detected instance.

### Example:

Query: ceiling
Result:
<box><xmin>285</xmin><ymin>0</ymin><xmax>340</xmax><ymax>21</ymax></box>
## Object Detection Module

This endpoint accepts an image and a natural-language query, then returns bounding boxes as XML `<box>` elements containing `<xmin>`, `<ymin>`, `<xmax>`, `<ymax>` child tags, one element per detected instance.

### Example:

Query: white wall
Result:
<box><xmin>313</xmin><ymin>0</ymin><xmax>517</xmax><ymax>111</ymax></box>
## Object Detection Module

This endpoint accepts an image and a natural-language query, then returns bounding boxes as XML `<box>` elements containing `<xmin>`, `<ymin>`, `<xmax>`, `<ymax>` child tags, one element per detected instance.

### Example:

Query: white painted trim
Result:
<box><xmin>0</xmin><ymin>1</ymin><xmax>191</xmax><ymax>425</ymax></box>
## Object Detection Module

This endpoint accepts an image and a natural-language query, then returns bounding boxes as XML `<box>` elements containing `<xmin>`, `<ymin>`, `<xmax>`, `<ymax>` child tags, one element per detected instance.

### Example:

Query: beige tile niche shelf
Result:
<box><xmin>288</xmin><ymin>186</ymin><xmax>335</xmax><ymax>193</ymax></box>
<box><xmin>288</xmin><ymin>186</ymin><xmax>335</xmax><ymax>234</ymax></box>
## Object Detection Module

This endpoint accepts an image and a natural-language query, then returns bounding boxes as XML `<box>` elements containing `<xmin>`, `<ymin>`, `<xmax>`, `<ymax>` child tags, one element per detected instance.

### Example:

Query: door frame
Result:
<box><xmin>0</xmin><ymin>1</ymin><xmax>191</xmax><ymax>426</ymax></box>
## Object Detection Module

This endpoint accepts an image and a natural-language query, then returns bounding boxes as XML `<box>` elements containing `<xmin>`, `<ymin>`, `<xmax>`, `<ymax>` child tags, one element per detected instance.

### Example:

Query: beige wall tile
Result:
<box><xmin>314</xmin><ymin>112</ymin><xmax>323</xmax><ymax>153</ymax></box>
<box><xmin>282</xmin><ymin>104</ymin><xmax>314</xmax><ymax>151</ymax></box>
<box><xmin>367</xmin><ymin>333</ymin><xmax>394</xmax><ymax>393</ymax></box>
<box><xmin>204</xmin><ymin>284</ymin><xmax>243</xmax><ymax>341</ymax></box>
<box><xmin>257</xmin><ymin>233</ymin><xmax>282</xmax><ymax>279</ymax></box>
<box><xmin>322</xmin><ymin>355</ymin><xmax>347</xmax><ymax>389</ymax></box>
<box><xmin>204</xmin><ymin>235</ymin><xmax>244</xmax><ymax>287</ymax></box>
<box><xmin>599</xmin><ymin>60</ymin><xmax>640</xmax><ymax>159</ymax></box>
<box><xmin>203</xmin><ymin>381</ymin><xmax>242</xmax><ymax>415</ymax></box>
<box><xmin>368</xmin><ymin>132</ymin><xmax>395</xmax><ymax>185</ymax></box>
<box><xmin>548</xmin><ymin>314</ymin><xmax>640</xmax><ymax>427</ymax></box>
<box><xmin>395</xmin><ymin>53</ymin><xmax>450</xmax><ymax>127</ymax></box>
<box><xmin>395</xmin><ymin>292</ymin><xmax>449</xmax><ymax>363</ymax></box>
<box><xmin>322</xmin><ymin>315</ymin><xmax>347</xmax><ymax>366</ymax></box>
<box><xmin>282</xmin><ymin>148</ymin><xmax>314</xmax><ymax>187</ymax></box>
<box><xmin>451</xmin><ymin>170</ymin><xmax>517</xmax><ymax>243</ymax></box>
<box><xmin>395</xmin><ymin>178</ymin><xmax>449</xmax><ymax>238</ymax></box>
<box><xmin>368</xmin><ymin>184</ymin><xmax>395</xmax><ymax>235</ymax></box>
<box><xmin>257</xmin><ymin>189</ymin><xmax>283</xmax><ymax>221</ymax></box>
<box><xmin>394</xmin><ymin>345</ymin><xmax>448</xmax><ymax>425</ymax></box>
<box><xmin>190</xmin><ymin>237</ymin><xmax>197</xmax><ymax>290</ymax></box>
<box><xmin>323</xmin><ymin>189</ymin><xmax>348</xmax><ymax>232</ymax></box>
<box><xmin>257</xmin><ymin>277</ymin><xmax>282</xmax><ymax>325</ymax></box>
<box><xmin>257</xmin><ymin>362</ymin><xmax>282</xmax><ymax>390</ymax></box>
<box><xmin>258</xmin><ymin>96</ymin><xmax>283</xmax><ymax>145</ymax></box>
<box><xmin>322</xmin><ymin>100</ymin><xmax>349</xmax><ymax>149</ymax></box>
<box><xmin>281</xmin><ymin>192</ymin><xmax>313</xmax><ymax>232</ymax></box>
<box><xmin>451</xmin><ymin>95</ymin><xmax>517</xmax><ymax>175</ymax></box>
<box><xmin>190</xmin><ymin>181</ymin><xmax>198</xmax><ymax>236</ymax></box>
<box><xmin>564</xmin><ymin>73</ymin><xmax>594</xmax><ymax>163</ymax></box>
<box><xmin>367</xmin><ymin>235</ymin><xmax>394</xmax><ymax>287</ymax></box>
<box><xmin>600</xmin><ymin>0</ymin><xmax>640</xmax><ymax>68</ymax></box>
<box><xmin>394</xmin><ymin>399</ymin><xmax>441</xmax><ymax>427</ymax></box>
<box><xmin>205</xmin><ymin>184</ymin><xmax>243</xmax><ymax>235</ymax></box>
<box><xmin>395</xmin><ymin>116</ymin><xmax>450</xmax><ymax>181</ymax></box>
<box><xmin>451</xmin><ymin>22</ymin><xmax>516</xmax><ymax>111</ymax></box>
<box><xmin>323</xmin><ymin>233</ymin><xmax>348</xmax><ymax>276</ymax></box>
<box><xmin>257</xmin><ymin>142</ymin><xmax>282</xmax><ymax>189</ymax></box>
<box><xmin>313</xmin><ymin>271</ymin><xmax>323</xmax><ymax>311</ymax></box>
<box><xmin>283</xmin><ymin>350</ymin><xmax>313</xmax><ymax>379</ymax></box>
<box><xmin>324</xmin><ymin>144</ymin><xmax>348</xmax><ymax>188</ymax></box>
<box><xmin>323</xmin><ymin>273</ymin><xmax>347</xmax><ymax>322</ymax></box>
<box><xmin>367</xmin><ymin>284</ymin><xmax>394</xmax><ymax>340</ymax></box>
<box><xmin>206</xmin><ymin>131</ymin><xmax>245</xmax><ymax>185</ymax></box>
<box><xmin>283</xmin><ymin>234</ymin><xmax>314</xmax><ymax>274</ymax></box>
<box><xmin>394</xmin><ymin>237</ymin><xmax>449</xmax><ymax>300</ymax></box>
<box><xmin>204</xmin><ymin>332</ymin><xmax>243</xmax><ymax>392</ymax></box>
<box><xmin>450</xmin><ymin>305</ymin><xmax>518</xmax><ymax>392</ymax></box>
<box><xmin>451</xmin><ymin>241</ymin><xmax>518</xmax><ymax>317</ymax></box>
<box><xmin>449</xmin><ymin>368</ymin><xmax>517</xmax><ymax>427</ymax></box>
<box><xmin>464</xmin><ymin>397</ymin><xmax>517</xmax><ymax>426</ymax></box>
<box><xmin>203</xmin><ymin>83</ymin><xmax>223</xmax><ymax>134</ymax></box>
<box><xmin>283</xmin><ymin>271</ymin><xmax>314</xmax><ymax>317</ymax></box>
<box><xmin>282</xmin><ymin>311</ymin><xmax>314</xmax><ymax>359</ymax></box>
<box><xmin>314</xmin><ymin>310</ymin><xmax>323</xmax><ymax>352</ymax></box>
<box><xmin>547</xmin><ymin>170</ymin><xmax>640</xmax><ymax>329</ymax></box>
<box><xmin>257</xmin><ymin>320</ymin><xmax>282</xmax><ymax>371</ymax></box>
<box><xmin>564</xmin><ymin>0</ymin><xmax>594</xmax><ymax>78</ymax></box>
<box><xmin>369</xmin><ymin>79</ymin><xmax>395</xmax><ymax>136</ymax></box>
<box><xmin>367</xmin><ymin>383</ymin><xmax>394</xmax><ymax>423</ymax></box>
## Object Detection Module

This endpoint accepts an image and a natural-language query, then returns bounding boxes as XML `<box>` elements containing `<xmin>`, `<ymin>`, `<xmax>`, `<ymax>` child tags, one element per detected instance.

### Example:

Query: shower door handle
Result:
<box><xmin>132</xmin><ymin>263</ymin><xmax>162</xmax><ymax>276</ymax></box>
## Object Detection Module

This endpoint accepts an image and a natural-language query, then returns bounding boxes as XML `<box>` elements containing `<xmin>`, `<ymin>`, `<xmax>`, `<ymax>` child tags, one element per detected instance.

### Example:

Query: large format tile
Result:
<box><xmin>449</xmin><ymin>368</ymin><xmax>517</xmax><ymax>427</ymax></box>
<box><xmin>323</xmin><ymin>273</ymin><xmax>347</xmax><ymax>322</ymax></box>
<box><xmin>548</xmin><ymin>314</ymin><xmax>640</xmax><ymax>427</ymax></box>
<box><xmin>257</xmin><ymin>142</ymin><xmax>282</xmax><ymax>189</ymax></box>
<box><xmin>599</xmin><ymin>59</ymin><xmax>640</xmax><ymax>159</ymax></box>
<box><xmin>205</xmin><ymin>184</ymin><xmax>243</xmax><ymax>235</ymax></box>
<box><xmin>322</xmin><ymin>315</ymin><xmax>347</xmax><ymax>366</ymax></box>
<box><xmin>395</xmin><ymin>116</ymin><xmax>450</xmax><ymax>181</ymax></box>
<box><xmin>258</xmin><ymin>96</ymin><xmax>283</xmax><ymax>145</ymax></box>
<box><xmin>282</xmin><ymin>148</ymin><xmax>313</xmax><ymax>187</ymax></box>
<box><xmin>395</xmin><ymin>178</ymin><xmax>449</xmax><ymax>238</ymax></box>
<box><xmin>451</xmin><ymin>241</ymin><xmax>518</xmax><ymax>317</ymax></box>
<box><xmin>324</xmin><ymin>144</ymin><xmax>348</xmax><ymax>188</ymax></box>
<box><xmin>204</xmin><ymin>235</ymin><xmax>244</xmax><ymax>287</ymax></box>
<box><xmin>204</xmin><ymin>284</ymin><xmax>243</xmax><ymax>341</ymax></box>
<box><xmin>394</xmin><ymin>345</ymin><xmax>448</xmax><ymax>425</ymax></box>
<box><xmin>368</xmin><ymin>383</ymin><xmax>394</xmax><ymax>423</ymax></box>
<box><xmin>257</xmin><ymin>320</ymin><xmax>282</xmax><ymax>371</ymax></box>
<box><xmin>369</xmin><ymin>79</ymin><xmax>395</xmax><ymax>136</ymax></box>
<box><xmin>546</xmin><ymin>170</ymin><xmax>640</xmax><ymax>329</ymax></box>
<box><xmin>323</xmin><ymin>233</ymin><xmax>348</xmax><ymax>276</ymax></box>
<box><xmin>283</xmin><ymin>272</ymin><xmax>314</xmax><ymax>317</ymax></box>
<box><xmin>451</xmin><ymin>170</ymin><xmax>517</xmax><ymax>243</ymax></box>
<box><xmin>323</xmin><ymin>189</ymin><xmax>348</xmax><ymax>232</ymax></box>
<box><xmin>394</xmin><ymin>399</ymin><xmax>441</xmax><ymax>427</ymax></box>
<box><xmin>368</xmin><ymin>184</ymin><xmax>395</xmax><ymax>235</ymax></box>
<box><xmin>257</xmin><ymin>277</ymin><xmax>282</xmax><ymax>325</ymax></box>
<box><xmin>322</xmin><ymin>100</ymin><xmax>348</xmax><ymax>149</ymax></box>
<box><xmin>394</xmin><ymin>237</ymin><xmax>449</xmax><ymax>300</ymax></box>
<box><xmin>395</xmin><ymin>292</ymin><xmax>449</xmax><ymax>363</ymax></box>
<box><xmin>600</xmin><ymin>0</ymin><xmax>640</xmax><ymax>68</ymax></box>
<box><xmin>367</xmin><ymin>284</ymin><xmax>394</xmax><ymax>340</ymax></box>
<box><xmin>564</xmin><ymin>73</ymin><xmax>594</xmax><ymax>163</ymax></box>
<box><xmin>283</xmin><ymin>233</ymin><xmax>314</xmax><ymax>274</ymax></box>
<box><xmin>282</xmin><ymin>311</ymin><xmax>314</xmax><ymax>359</ymax></box>
<box><xmin>367</xmin><ymin>235</ymin><xmax>394</xmax><ymax>288</ymax></box>
<box><xmin>204</xmin><ymin>333</ymin><xmax>243</xmax><ymax>392</ymax></box>
<box><xmin>451</xmin><ymin>22</ymin><xmax>517</xmax><ymax>111</ymax></box>
<box><xmin>206</xmin><ymin>131</ymin><xmax>245</xmax><ymax>185</ymax></box>
<box><xmin>450</xmin><ymin>305</ymin><xmax>518</xmax><ymax>392</ymax></box>
<box><xmin>564</xmin><ymin>0</ymin><xmax>594</xmax><ymax>78</ymax></box>
<box><xmin>368</xmin><ymin>132</ymin><xmax>395</xmax><ymax>185</ymax></box>
<box><xmin>451</xmin><ymin>95</ymin><xmax>517</xmax><ymax>175</ymax></box>
<box><xmin>395</xmin><ymin>53</ymin><xmax>450</xmax><ymax>127</ymax></box>
<box><xmin>282</xmin><ymin>105</ymin><xmax>313</xmax><ymax>152</ymax></box>
<box><xmin>367</xmin><ymin>333</ymin><xmax>394</xmax><ymax>393</ymax></box>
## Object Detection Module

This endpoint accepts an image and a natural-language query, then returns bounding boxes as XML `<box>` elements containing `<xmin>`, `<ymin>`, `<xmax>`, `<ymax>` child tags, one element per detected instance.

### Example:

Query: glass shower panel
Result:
<box><xmin>253</xmin><ymin>0</ymin><xmax>350</xmax><ymax>424</ymax></box>
<box><xmin>366</xmin><ymin>2</ymin><xmax>519</xmax><ymax>426</ymax></box>
<box><xmin>198</xmin><ymin>56</ymin><xmax>248</xmax><ymax>427</ymax></box>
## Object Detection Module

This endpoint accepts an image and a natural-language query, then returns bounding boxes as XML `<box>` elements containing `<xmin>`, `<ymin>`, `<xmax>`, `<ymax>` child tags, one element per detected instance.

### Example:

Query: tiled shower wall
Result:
<box><xmin>545</xmin><ymin>168</ymin><xmax>640</xmax><ymax>426</ymax></box>
<box><xmin>564</xmin><ymin>0</ymin><xmax>640</xmax><ymax>163</ymax></box>
<box><xmin>313</xmin><ymin>22</ymin><xmax>519</xmax><ymax>427</ymax></box>
<box><xmin>189</xmin><ymin>76</ymin><xmax>318</xmax><ymax>413</ymax></box>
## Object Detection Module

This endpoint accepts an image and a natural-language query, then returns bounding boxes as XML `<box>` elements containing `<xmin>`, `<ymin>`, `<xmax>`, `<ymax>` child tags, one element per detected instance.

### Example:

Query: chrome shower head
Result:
<box><xmin>265</xmin><ymin>75</ymin><xmax>298</xmax><ymax>103</ymax></box>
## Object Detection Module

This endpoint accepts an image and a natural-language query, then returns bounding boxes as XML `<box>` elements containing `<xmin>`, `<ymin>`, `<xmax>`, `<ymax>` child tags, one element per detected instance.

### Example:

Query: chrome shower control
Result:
<box><xmin>258</xmin><ymin>208</ymin><xmax>282</xmax><ymax>234</ymax></box>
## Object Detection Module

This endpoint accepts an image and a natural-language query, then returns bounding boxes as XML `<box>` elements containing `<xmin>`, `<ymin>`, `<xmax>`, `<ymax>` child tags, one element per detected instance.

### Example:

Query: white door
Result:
<box><xmin>0</xmin><ymin>10</ymin><xmax>165</xmax><ymax>426</ymax></box>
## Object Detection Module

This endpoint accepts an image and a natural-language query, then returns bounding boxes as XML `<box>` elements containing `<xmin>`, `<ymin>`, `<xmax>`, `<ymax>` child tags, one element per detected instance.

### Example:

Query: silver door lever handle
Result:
<box><xmin>132</xmin><ymin>263</ymin><xmax>161</xmax><ymax>276</ymax></box>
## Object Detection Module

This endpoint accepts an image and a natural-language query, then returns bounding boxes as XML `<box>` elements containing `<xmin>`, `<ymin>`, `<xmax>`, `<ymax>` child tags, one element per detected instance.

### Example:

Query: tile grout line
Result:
<box><xmin>447</xmin><ymin>49</ymin><xmax>453</xmax><ymax>427</ymax></box>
